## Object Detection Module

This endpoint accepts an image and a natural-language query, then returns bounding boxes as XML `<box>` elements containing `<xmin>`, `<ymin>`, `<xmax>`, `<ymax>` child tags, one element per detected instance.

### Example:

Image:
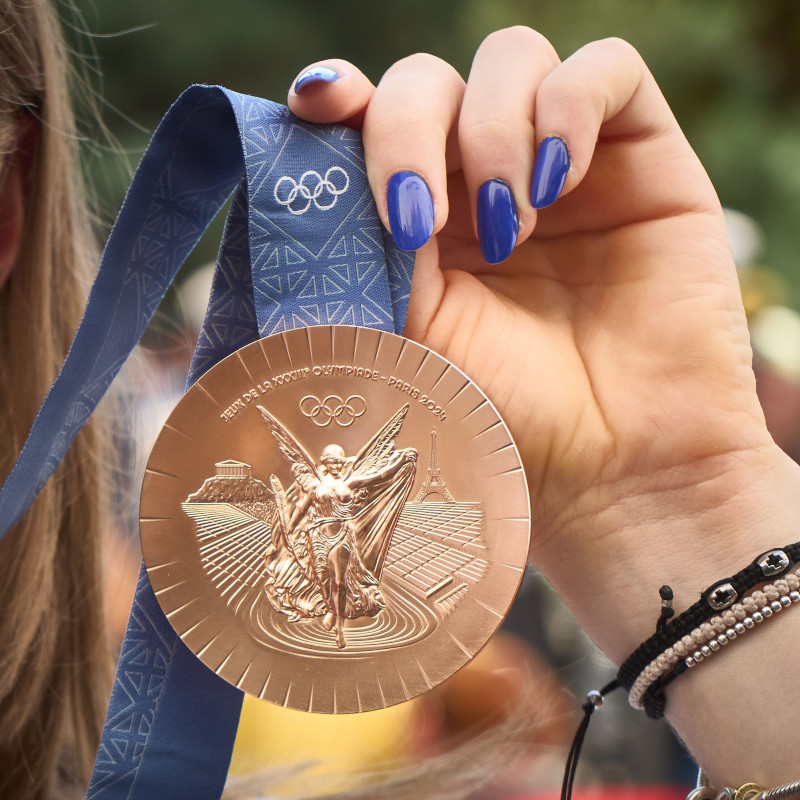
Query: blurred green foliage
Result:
<box><xmin>66</xmin><ymin>0</ymin><xmax>800</xmax><ymax>302</ymax></box>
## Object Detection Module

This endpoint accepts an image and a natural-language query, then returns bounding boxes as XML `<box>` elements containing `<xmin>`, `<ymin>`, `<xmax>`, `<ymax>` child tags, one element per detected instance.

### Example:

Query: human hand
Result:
<box><xmin>288</xmin><ymin>28</ymin><xmax>800</xmax><ymax>673</ymax></box>
<box><xmin>288</xmin><ymin>32</ymin><xmax>800</xmax><ymax>788</ymax></box>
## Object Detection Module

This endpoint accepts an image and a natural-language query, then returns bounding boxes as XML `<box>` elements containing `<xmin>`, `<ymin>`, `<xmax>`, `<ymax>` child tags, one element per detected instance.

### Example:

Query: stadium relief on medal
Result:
<box><xmin>183</xmin><ymin>366</ymin><xmax>485</xmax><ymax>656</ymax></box>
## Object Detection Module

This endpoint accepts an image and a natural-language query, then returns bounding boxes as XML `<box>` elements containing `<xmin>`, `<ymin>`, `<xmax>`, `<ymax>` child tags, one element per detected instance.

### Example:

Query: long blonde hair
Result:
<box><xmin>0</xmin><ymin>2</ymin><xmax>111</xmax><ymax>797</ymax></box>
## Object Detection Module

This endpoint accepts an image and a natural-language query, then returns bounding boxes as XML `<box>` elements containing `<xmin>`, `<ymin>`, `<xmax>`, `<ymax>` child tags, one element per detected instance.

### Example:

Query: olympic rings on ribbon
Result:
<box><xmin>274</xmin><ymin>167</ymin><xmax>350</xmax><ymax>215</ymax></box>
<box><xmin>299</xmin><ymin>394</ymin><xmax>367</xmax><ymax>427</ymax></box>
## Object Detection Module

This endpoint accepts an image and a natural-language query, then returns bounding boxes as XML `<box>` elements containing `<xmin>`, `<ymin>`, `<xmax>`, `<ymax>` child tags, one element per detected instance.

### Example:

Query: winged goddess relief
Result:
<box><xmin>257</xmin><ymin>403</ymin><xmax>418</xmax><ymax>649</ymax></box>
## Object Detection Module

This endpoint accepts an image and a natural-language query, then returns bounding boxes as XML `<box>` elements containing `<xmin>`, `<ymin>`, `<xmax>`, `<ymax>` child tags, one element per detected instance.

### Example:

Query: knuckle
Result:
<box><xmin>458</xmin><ymin>116</ymin><xmax>529</xmax><ymax>155</ymax></box>
<box><xmin>385</xmin><ymin>52</ymin><xmax>460</xmax><ymax>82</ymax></box>
<box><xmin>537</xmin><ymin>73</ymin><xmax>589</xmax><ymax>107</ymax></box>
<box><xmin>368</xmin><ymin>106</ymin><xmax>446</xmax><ymax>147</ymax></box>
<box><xmin>592</xmin><ymin>36</ymin><xmax>643</xmax><ymax>65</ymax></box>
<box><xmin>479</xmin><ymin>26</ymin><xmax>559</xmax><ymax>65</ymax></box>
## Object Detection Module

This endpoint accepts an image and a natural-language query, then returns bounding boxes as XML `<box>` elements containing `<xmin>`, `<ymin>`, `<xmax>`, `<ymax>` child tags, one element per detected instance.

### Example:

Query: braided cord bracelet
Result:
<box><xmin>629</xmin><ymin>569</ymin><xmax>800</xmax><ymax>709</ymax></box>
<box><xmin>561</xmin><ymin>543</ymin><xmax>800</xmax><ymax>800</ymax></box>
<box><xmin>618</xmin><ymin>544</ymin><xmax>800</xmax><ymax>696</ymax></box>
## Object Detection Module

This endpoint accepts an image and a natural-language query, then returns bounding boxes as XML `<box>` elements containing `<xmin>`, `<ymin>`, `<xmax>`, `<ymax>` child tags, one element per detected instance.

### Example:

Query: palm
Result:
<box><xmin>407</xmin><ymin>135</ymin><xmax>769</xmax><ymax>548</ymax></box>
<box><xmin>288</xmin><ymin>46</ymin><xmax>778</xmax><ymax>627</ymax></box>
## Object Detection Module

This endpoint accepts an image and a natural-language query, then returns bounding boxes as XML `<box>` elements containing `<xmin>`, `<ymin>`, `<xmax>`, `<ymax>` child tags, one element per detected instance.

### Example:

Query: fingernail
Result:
<box><xmin>530</xmin><ymin>136</ymin><xmax>570</xmax><ymax>209</ymax></box>
<box><xmin>477</xmin><ymin>179</ymin><xmax>518</xmax><ymax>264</ymax></box>
<box><xmin>386</xmin><ymin>171</ymin><xmax>434</xmax><ymax>251</ymax></box>
<box><xmin>294</xmin><ymin>66</ymin><xmax>340</xmax><ymax>93</ymax></box>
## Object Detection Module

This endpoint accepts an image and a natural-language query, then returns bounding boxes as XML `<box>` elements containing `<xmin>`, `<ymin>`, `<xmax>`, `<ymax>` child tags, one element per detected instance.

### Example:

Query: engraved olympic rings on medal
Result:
<box><xmin>274</xmin><ymin>167</ymin><xmax>350</xmax><ymax>215</ymax></box>
<box><xmin>299</xmin><ymin>394</ymin><xmax>367</xmax><ymax>427</ymax></box>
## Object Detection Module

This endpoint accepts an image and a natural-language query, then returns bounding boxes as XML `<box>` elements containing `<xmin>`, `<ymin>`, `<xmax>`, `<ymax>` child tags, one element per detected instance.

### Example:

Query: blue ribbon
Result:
<box><xmin>0</xmin><ymin>86</ymin><xmax>413</xmax><ymax>798</ymax></box>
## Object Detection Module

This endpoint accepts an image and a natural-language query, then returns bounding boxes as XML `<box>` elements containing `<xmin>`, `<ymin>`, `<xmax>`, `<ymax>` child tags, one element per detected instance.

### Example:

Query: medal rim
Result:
<box><xmin>140</xmin><ymin>324</ymin><xmax>530</xmax><ymax>713</ymax></box>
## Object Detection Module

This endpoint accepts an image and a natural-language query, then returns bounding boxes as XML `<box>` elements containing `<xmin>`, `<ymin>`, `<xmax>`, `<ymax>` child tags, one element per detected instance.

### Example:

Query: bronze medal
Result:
<box><xmin>141</xmin><ymin>325</ymin><xmax>530</xmax><ymax>713</ymax></box>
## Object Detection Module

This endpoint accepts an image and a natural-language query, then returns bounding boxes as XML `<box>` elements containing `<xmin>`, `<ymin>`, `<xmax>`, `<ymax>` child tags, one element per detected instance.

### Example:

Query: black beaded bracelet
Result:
<box><xmin>617</xmin><ymin>543</ymin><xmax>800</xmax><ymax>697</ymax></box>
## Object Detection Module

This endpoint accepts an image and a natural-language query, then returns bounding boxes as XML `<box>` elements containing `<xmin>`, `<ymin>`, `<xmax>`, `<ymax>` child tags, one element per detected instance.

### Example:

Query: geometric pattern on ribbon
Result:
<box><xmin>90</xmin><ymin>181</ymin><xmax>264</xmax><ymax>799</ymax></box>
<box><xmin>381</xmin><ymin>226</ymin><xmax>415</xmax><ymax>334</ymax></box>
<box><xmin>223</xmin><ymin>92</ymin><xmax>412</xmax><ymax>334</ymax></box>
<box><xmin>54</xmin><ymin>115</ymin><xmax>242</xmax><ymax>511</ymax></box>
<box><xmin>189</xmin><ymin>185</ymin><xmax>260</xmax><ymax>382</ymax></box>
<box><xmin>86</xmin><ymin>566</ymin><xmax>178</xmax><ymax>797</ymax></box>
<box><xmin>0</xmin><ymin>88</ymin><xmax>243</xmax><ymax>540</ymax></box>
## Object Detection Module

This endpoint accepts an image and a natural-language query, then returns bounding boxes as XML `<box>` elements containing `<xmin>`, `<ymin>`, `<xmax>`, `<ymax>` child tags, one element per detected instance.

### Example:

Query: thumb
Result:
<box><xmin>288</xmin><ymin>59</ymin><xmax>375</xmax><ymax>130</ymax></box>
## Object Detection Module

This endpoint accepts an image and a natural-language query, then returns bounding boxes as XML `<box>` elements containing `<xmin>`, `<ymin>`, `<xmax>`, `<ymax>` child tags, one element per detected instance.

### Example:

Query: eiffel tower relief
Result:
<box><xmin>413</xmin><ymin>428</ymin><xmax>456</xmax><ymax>503</ymax></box>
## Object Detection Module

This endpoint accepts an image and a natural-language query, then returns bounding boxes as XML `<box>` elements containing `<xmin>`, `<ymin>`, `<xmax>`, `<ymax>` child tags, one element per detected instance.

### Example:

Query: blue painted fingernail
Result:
<box><xmin>387</xmin><ymin>171</ymin><xmax>434</xmax><ymax>251</ymax></box>
<box><xmin>294</xmin><ymin>66</ymin><xmax>340</xmax><ymax>93</ymax></box>
<box><xmin>530</xmin><ymin>136</ymin><xmax>570</xmax><ymax>209</ymax></box>
<box><xmin>478</xmin><ymin>179</ymin><xmax>518</xmax><ymax>264</ymax></box>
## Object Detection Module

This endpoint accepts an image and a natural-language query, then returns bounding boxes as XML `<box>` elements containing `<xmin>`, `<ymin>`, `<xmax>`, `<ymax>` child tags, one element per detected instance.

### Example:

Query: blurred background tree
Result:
<box><xmin>66</xmin><ymin>0</ymin><xmax>800</xmax><ymax>300</ymax></box>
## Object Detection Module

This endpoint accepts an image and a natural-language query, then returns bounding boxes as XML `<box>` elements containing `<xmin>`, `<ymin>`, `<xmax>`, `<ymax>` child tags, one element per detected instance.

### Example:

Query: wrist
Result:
<box><xmin>537</xmin><ymin>442</ymin><xmax>800</xmax><ymax>663</ymax></box>
<box><xmin>667</xmin><ymin>580</ymin><xmax>800</xmax><ymax>787</ymax></box>
<box><xmin>540</xmin><ymin>442</ymin><xmax>800</xmax><ymax>787</ymax></box>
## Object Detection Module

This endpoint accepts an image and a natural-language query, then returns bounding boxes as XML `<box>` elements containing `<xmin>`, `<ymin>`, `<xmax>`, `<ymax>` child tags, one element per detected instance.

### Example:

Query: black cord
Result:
<box><xmin>561</xmin><ymin>583</ymin><xmax>666</xmax><ymax>798</ymax></box>
<box><xmin>560</xmin><ymin>679</ymin><xmax>620</xmax><ymax>800</ymax></box>
<box><xmin>618</xmin><ymin>544</ymin><xmax>800</xmax><ymax>693</ymax></box>
<box><xmin>656</xmin><ymin>585</ymin><xmax>674</xmax><ymax>631</ymax></box>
